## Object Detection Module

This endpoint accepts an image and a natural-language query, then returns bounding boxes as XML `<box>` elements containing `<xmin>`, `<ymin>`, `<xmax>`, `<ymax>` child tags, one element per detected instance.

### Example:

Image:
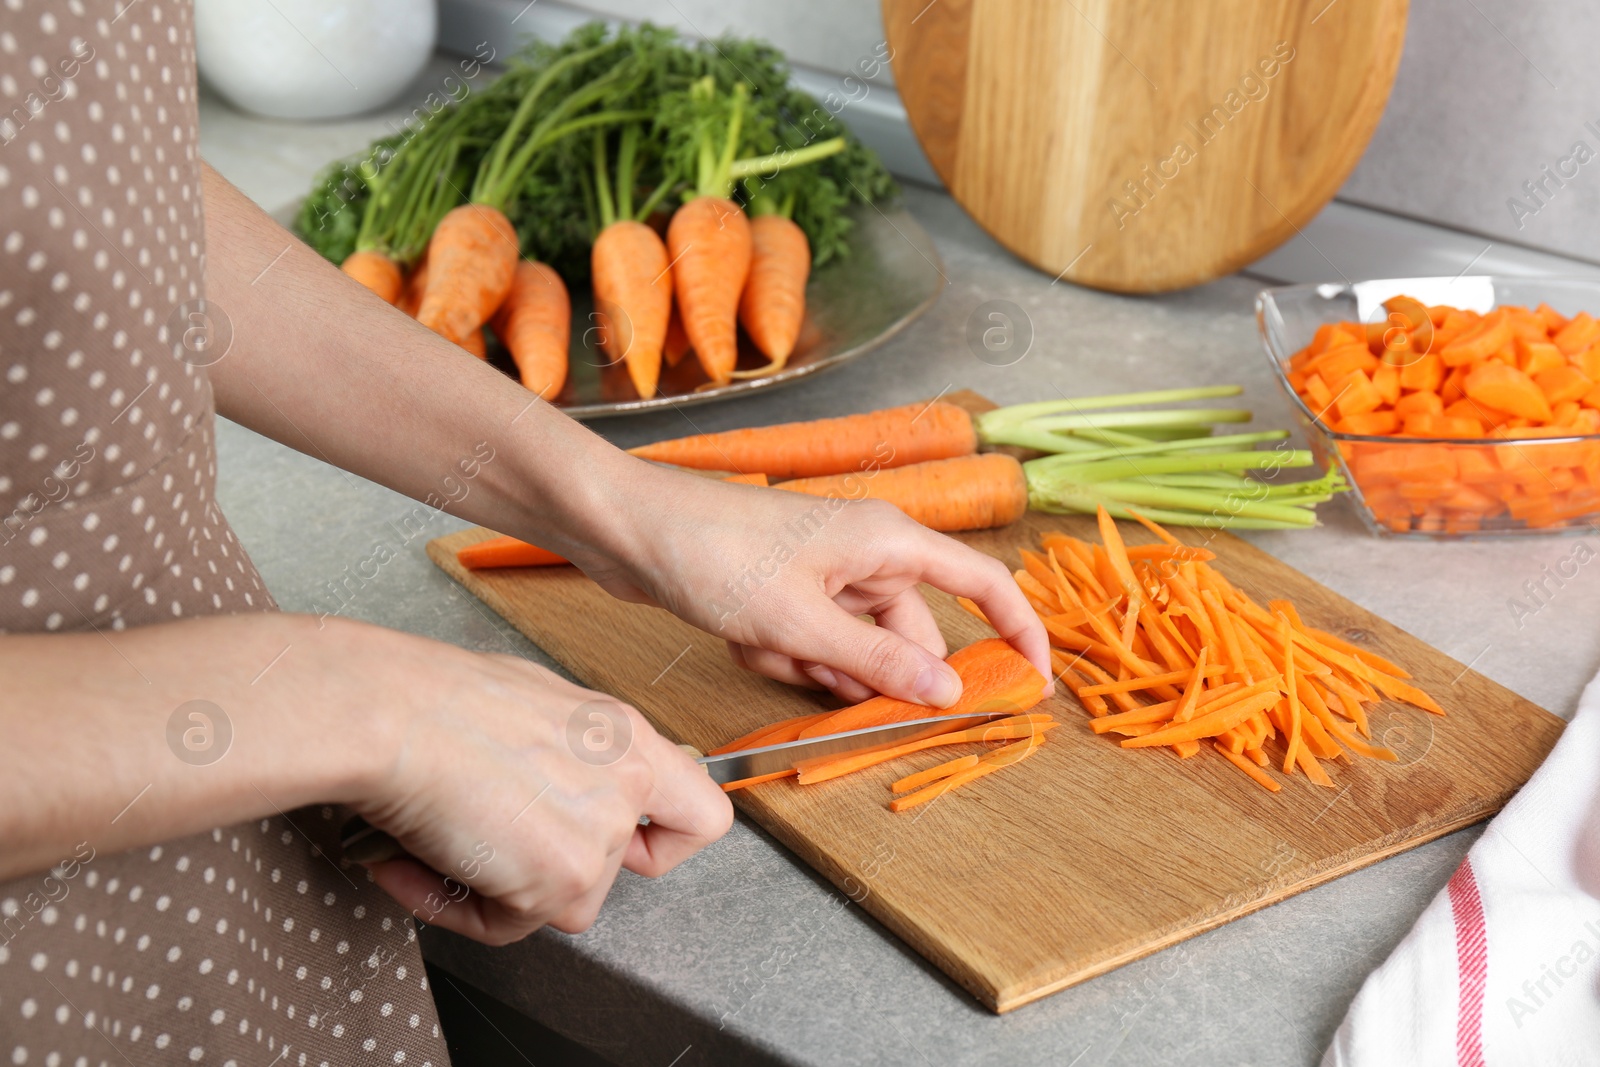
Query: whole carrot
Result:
<box><xmin>733</xmin><ymin>214</ymin><xmax>810</xmax><ymax>374</ymax></box>
<box><xmin>777</xmin><ymin>453</ymin><xmax>1029</xmax><ymax>532</ymax></box>
<box><xmin>341</xmin><ymin>250</ymin><xmax>403</xmax><ymax>305</ymax></box>
<box><xmin>663</xmin><ymin>298</ymin><xmax>691</xmax><ymax>368</ymax></box>
<box><xmin>593</xmin><ymin>221</ymin><xmax>671</xmax><ymax>398</ymax></box>
<box><xmin>458</xmin><ymin>536</ymin><xmax>568</xmax><ymax>569</ymax></box>
<box><xmin>491</xmin><ymin>260</ymin><xmax>571</xmax><ymax>399</ymax></box>
<box><xmin>628</xmin><ymin>400</ymin><xmax>978</xmax><ymax>478</ymax></box>
<box><xmin>399</xmin><ymin>255</ymin><xmax>428</xmax><ymax>318</ymax></box>
<box><xmin>458</xmin><ymin>327</ymin><xmax>487</xmax><ymax>361</ymax></box>
<box><xmin>416</xmin><ymin>204</ymin><xmax>521</xmax><ymax>346</ymax></box>
<box><xmin>668</xmin><ymin>196</ymin><xmax>750</xmax><ymax>385</ymax></box>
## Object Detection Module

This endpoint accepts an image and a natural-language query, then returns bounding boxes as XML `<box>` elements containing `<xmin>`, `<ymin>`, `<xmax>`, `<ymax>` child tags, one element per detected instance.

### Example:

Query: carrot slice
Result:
<box><xmin>888</xmin><ymin>735</ymin><xmax>1045</xmax><ymax>813</ymax></box>
<box><xmin>891</xmin><ymin>754</ymin><xmax>980</xmax><ymax>794</ymax></box>
<box><xmin>1214</xmin><ymin>742</ymin><xmax>1282</xmax><ymax>792</ymax></box>
<box><xmin>795</xmin><ymin>718</ymin><xmax>1056</xmax><ymax>785</ymax></box>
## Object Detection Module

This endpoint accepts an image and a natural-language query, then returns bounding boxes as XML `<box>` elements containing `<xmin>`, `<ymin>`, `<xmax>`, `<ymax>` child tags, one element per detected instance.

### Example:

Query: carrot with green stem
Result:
<box><xmin>666</xmin><ymin>77</ymin><xmax>753</xmax><ymax>385</ymax></box>
<box><xmin>419</xmin><ymin>42</ymin><xmax>650</xmax><ymax>348</ymax></box>
<box><xmin>591</xmin><ymin>124</ymin><xmax>672</xmax><ymax>399</ymax></box>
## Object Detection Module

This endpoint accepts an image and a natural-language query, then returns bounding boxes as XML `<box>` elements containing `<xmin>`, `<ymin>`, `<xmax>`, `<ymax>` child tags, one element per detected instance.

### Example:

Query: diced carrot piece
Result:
<box><xmin>1441</xmin><ymin>365</ymin><xmax>1469</xmax><ymax>403</ymax></box>
<box><xmin>1582</xmin><ymin>382</ymin><xmax>1600</xmax><ymax>410</ymax></box>
<box><xmin>1536</xmin><ymin>302</ymin><xmax>1570</xmax><ymax>334</ymax></box>
<box><xmin>1554</xmin><ymin>311</ymin><xmax>1600</xmax><ymax>356</ymax></box>
<box><xmin>1536</xmin><ymin>365</ymin><xmax>1594</xmax><ymax>406</ymax></box>
<box><xmin>1336</xmin><ymin>411</ymin><xmax>1398</xmax><ymax>436</ymax></box>
<box><xmin>1575</xmin><ymin>346</ymin><xmax>1600</xmax><ymax>382</ymax></box>
<box><xmin>1302</xmin><ymin>372</ymin><xmax>1334</xmax><ymax>413</ymax></box>
<box><xmin>1372</xmin><ymin>362</ymin><xmax>1401</xmax><ymax>405</ymax></box>
<box><xmin>1465</xmin><ymin>362</ymin><xmax>1553</xmax><ymax>422</ymax></box>
<box><xmin>1517</xmin><ymin>338</ymin><xmax>1566</xmax><ymax>377</ymax></box>
<box><xmin>1305</xmin><ymin>342</ymin><xmax>1379</xmax><ymax>383</ymax></box>
<box><xmin>1440</xmin><ymin>309</ymin><xmax>1513</xmax><ymax>366</ymax></box>
<box><xmin>1552</xmin><ymin>400</ymin><xmax>1582</xmax><ymax>427</ymax></box>
<box><xmin>1398</xmin><ymin>351</ymin><xmax>1444</xmax><ymax>393</ymax></box>
<box><xmin>1393</xmin><ymin>391</ymin><xmax>1444</xmax><ymax>418</ymax></box>
<box><xmin>1334</xmin><ymin>370</ymin><xmax>1385</xmax><ymax>418</ymax></box>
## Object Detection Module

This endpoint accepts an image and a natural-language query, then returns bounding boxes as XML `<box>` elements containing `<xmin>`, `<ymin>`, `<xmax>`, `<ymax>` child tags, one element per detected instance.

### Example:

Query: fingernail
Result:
<box><xmin>805</xmin><ymin>662</ymin><xmax>840</xmax><ymax>690</ymax></box>
<box><xmin>913</xmin><ymin>653</ymin><xmax>962</xmax><ymax>709</ymax></box>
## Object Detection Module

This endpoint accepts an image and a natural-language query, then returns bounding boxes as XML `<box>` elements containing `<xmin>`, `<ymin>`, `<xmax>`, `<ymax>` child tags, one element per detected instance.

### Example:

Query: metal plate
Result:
<box><xmin>276</xmin><ymin>200</ymin><xmax>945</xmax><ymax>420</ymax></box>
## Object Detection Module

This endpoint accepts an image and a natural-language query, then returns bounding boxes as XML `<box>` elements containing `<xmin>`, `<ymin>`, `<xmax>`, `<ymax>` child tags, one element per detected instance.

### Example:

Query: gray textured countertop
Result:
<box><xmin>201</xmin><ymin>66</ymin><xmax>1596</xmax><ymax>1067</ymax></box>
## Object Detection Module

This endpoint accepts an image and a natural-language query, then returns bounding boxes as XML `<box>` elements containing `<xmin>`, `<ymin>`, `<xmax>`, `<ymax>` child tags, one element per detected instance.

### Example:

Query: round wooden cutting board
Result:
<box><xmin>882</xmin><ymin>0</ymin><xmax>1407</xmax><ymax>292</ymax></box>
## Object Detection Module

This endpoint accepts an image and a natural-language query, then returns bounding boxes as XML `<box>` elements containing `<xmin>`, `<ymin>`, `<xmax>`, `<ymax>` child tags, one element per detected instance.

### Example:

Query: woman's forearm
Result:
<box><xmin>199</xmin><ymin>163</ymin><xmax>647</xmax><ymax>563</ymax></box>
<box><xmin>0</xmin><ymin>614</ymin><xmax>384</xmax><ymax>879</ymax></box>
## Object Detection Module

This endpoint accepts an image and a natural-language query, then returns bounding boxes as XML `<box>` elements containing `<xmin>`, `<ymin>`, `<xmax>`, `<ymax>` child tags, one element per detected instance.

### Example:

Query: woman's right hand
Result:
<box><xmin>315</xmin><ymin>617</ymin><xmax>734</xmax><ymax>944</ymax></box>
<box><xmin>0</xmin><ymin>611</ymin><xmax>732</xmax><ymax>945</ymax></box>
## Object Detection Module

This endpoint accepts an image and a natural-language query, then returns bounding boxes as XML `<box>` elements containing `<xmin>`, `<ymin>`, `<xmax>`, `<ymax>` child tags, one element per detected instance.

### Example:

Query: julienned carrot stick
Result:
<box><xmin>795</xmin><ymin>718</ymin><xmax>1057</xmax><ymax>784</ymax></box>
<box><xmin>720</xmin><ymin>770</ymin><xmax>794</xmax><ymax>792</ymax></box>
<box><xmin>491</xmin><ymin>260</ymin><xmax>571</xmax><ymax>400</ymax></box>
<box><xmin>1214</xmin><ymin>742</ymin><xmax>1281</xmax><ymax>792</ymax></box>
<box><xmin>732</xmin><ymin>214</ymin><xmax>810</xmax><ymax>376</ymax></box>
<box><xmin>341</xmin><ymin>250</ymin><xmax>403</xmax><ymax>305</ymax></box>
<box><xmin>457</xmin><ymin>536</ymin><xmax>569</xmax><ymax>570</ymax></box>
<box><xmin>776</xmin><ymin>454</ymin><xmax>1029</xmax><ymax>532</ymax></box>
<box><xmin>888</xmin><ymin>735</ymin><xmax>1045</xmax><ymax>813</ymax></box>
<box><xmin>628</xmin><ymin>401</ymin><xmax>978</xmax><ymax>479</ymax></box>
<box><xmin>798</xmin><ymin>638</ymin><xmax>1048</xmax><ymax>738</ymax></box>
<box><xmin>997</xmin><ymin>506</ymin><xmax>1437</xmax><ymax>795</ymax></box>
<box><xmin>891</xmin><ymin>754</ymin><xmax>980</xmax><ymax>794</ymax></box>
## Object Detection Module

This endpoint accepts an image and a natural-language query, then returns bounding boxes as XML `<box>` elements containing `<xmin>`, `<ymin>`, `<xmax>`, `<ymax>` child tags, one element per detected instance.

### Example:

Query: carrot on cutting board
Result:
<box><xmin>628</xmin><ymin>401</ymin><xmax>978</xmax><ymax>479</ymax></box>
<box><xmin>776</xmin><ymin>453</ymin><xmax>1029</xmax><ymax>532</ymax></box>
<box><xmin>731</xmin><ymin>213</ymin><xmax>810</xmax><ymax>377</ymax></box>
<box><xmin>457</xmin><ymin>536</ymin><xmax>569</xmax><ymax>570</ymax></box>
<box><xmin>491</xmin><ymin>260</ymin><xmax>571</xmax><ymax>400</ymax></box>
<box><xmin>341</xmin><ymin>250</ymin><xmax>404</xmax><ymax>305</ymax></box>
<box><xmin>797</xmin><ymin>638</ymin><xmax>1048</xmax><ymax>739</ymax></box>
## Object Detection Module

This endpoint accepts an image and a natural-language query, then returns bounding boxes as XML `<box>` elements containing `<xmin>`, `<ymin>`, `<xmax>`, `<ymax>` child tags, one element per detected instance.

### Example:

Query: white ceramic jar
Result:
<box><xmin>195</xmin><ymin>0</ymin><xmax>438</xmax><ymax>120</ymax></box>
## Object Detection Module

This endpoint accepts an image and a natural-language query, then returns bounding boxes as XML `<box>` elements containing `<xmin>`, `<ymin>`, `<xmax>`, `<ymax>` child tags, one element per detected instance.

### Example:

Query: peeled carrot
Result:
<box><xmin>667</xmin><ymin>196</ymin><xmax>751</xmax><ymax>385</ymax></box>
<box><xmin>416</xmin><ymin>204</ymin><xmax>521</xmax><ymax>347</ymax></box>
<box><xmin>491</xmin><ymin>260</ymin><xmax>571</xmax><ymax>400</ymax></box>
<box><xmin>457</xmin><ymin>536</ymin><xmax>568</xmax><ymax>570</ymax></box>
<box><xmin>798</xmin><ymin>638</ymin><xmax>1048</xmax><ymax>739</ymax></box>
<box><xmin>593</xmin><ymin>220</ymin><xmax>672</xmax><ymax>399</ymax></box>
<box><xmin>732</xmin><ymin>214</ymin><xmax>810</xmax><ymax>376</ymax></box>
<box><xmin>629</xmin><ymin>401</ymin><xmax>978</xmax><ymax>479</ymax></box>
<box><xmin>341</xmin><ymin>250</ymin><xmax>403</xmax><ymax>305</ymax></box>
<box><xmin>709</xmin><ymin>710</ymin><xmax>838</xmax><ymax>756</ymax></box>
<box><xmin>777</xmin><ymin>453</ymin><xmax>1029</xmax><ymax>532</ymax></box>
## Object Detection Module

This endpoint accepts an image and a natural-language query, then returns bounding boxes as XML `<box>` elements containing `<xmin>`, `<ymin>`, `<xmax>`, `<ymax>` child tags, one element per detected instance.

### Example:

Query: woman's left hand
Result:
<box><xmin>566</xmin><ymin>464</ymin><xmax>1052</xmax><ymax>708</ymax></box>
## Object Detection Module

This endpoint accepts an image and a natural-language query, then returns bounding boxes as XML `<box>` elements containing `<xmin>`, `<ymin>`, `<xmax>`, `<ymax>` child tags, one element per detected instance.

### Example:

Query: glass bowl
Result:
<box><xmin>1257</xmin><ymin>276</ymin><xmax>1600</xmax><ymax>539</ymax></box>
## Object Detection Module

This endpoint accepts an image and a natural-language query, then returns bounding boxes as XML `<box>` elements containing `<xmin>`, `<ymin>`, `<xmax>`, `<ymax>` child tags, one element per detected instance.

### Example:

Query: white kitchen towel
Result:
<box><xmin>1323</xmin><ymin>670</ymin><xmax>1600</xmax><ymax>1067</ymax></box>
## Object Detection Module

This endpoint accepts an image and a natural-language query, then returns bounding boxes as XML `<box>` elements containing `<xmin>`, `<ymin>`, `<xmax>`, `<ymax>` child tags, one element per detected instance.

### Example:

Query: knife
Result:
<box><xmin>339</xmin><ymin>710</ymin><xmax>1007</xmax><ymax>864</ymax></box>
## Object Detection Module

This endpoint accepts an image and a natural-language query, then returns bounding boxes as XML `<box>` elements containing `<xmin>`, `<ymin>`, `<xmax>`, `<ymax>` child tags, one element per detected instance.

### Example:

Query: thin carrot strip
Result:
<box><xmin>796</xmin><ymin>719</ymin><xmax>1058</xmax><ymax>784</ymax></box>
<box><xmin>1279</xmin><ymin>615</ymin><xmax>1303</xmax><ymax>775</ymax></box>
<box><xmin>1294</xmin><ymin>745</ymin><xmax>1336</xmax><ymax>787</ymax></box>
<box><xmin>1323</xmin><ymin>717</ymin><xmax>1399</xmax><ymax>761</ymax></box>
<box><xmin>1171</xmin><ymin>646</ymin><xmax>1210</xmax><ymax>724</ymax></box>
<box><xmin>1078</xmin><ymin>663</ymin><xmax>1228</xmax><ymax>696</ymax></box>
<box><xmin>889</xmin><ymin>736</ymin><xmax>1044</xmax><ymax>812</ymax></box>
<box><xmin>1214</xmin><ymin>742</ymin><xmax>1282</xmax><ymax>792</ymax></box>
<box><xmin>1201</xmin><ymin>589</ymin><xmax>1249</xmax><ymax>680</ymax></box>
<box><xmin>1121</xmin><ymin>690</ymin><xmax>1281</xmax><ymax>748</ymax></box>
<box><xmin>1289</xmin><ymin>630</ymin><xmax>1444</xmax><ymax>714</ymax></box>
<box><xmin>1171</xmin><ymin>739</ymin><xmax>1201</xmax><ymax>759</ymax></box>
<box><xmin>1072</xmin><ymin>658</ymin><xmax>1145</xmax><ymax>712</ymax></box>
<box><xmin>1125</xmin><ymin>508</ymin><xmax>1183</xmax><ymax>546</ymax></box>
<box><xmin>721</xmin><ymin>769</ymin><xmax>795</xmax><ymax>792</ymax></box>
<box><xmin>890</xmin><ymin>754</ymin><xmax>981</xmax><ymax>794</ymax></box>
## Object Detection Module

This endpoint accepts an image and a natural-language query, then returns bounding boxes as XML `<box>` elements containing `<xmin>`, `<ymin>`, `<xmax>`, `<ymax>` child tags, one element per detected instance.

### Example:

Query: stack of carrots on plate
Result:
<box><xmin>1287</xmin><ymin>296</ymin><xmax>1600</xmax><ymax>532</ymax></box>
<box><xmin>301</xmin><ymin>24</ymin><xmax>895</xmax><ymax>403</ymax></box>
<box><xmin>968</xmin><ymin>507</ymin><xmax>1441</xmax><ymax>793</ymax></box>
<box><xmin>707</xmin><ymin>638</ymin><xmax>1055</xmax><ymax>812</ymax></box>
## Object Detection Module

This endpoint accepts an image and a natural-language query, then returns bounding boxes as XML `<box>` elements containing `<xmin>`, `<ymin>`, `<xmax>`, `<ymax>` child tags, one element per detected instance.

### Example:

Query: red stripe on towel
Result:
<box><xmin>1447</xmin><ymin>857</ymin><xmax>1488</xmax><ymax>1067</ymax></box>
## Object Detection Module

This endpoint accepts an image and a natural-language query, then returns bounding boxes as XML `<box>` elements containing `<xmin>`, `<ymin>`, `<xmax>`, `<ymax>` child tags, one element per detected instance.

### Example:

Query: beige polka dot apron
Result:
<box><xmin>0</xmin><ymin>2</ymin><xmax>451</xmax><ymax>1063</ymax></box>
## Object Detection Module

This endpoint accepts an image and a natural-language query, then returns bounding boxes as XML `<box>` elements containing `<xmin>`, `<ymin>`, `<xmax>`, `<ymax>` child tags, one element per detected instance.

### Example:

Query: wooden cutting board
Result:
<box><xmin>425</xmin><ymin>396</ymin><xmax>1560</xmax><ymax>1012</ymax></box>
<box><xmin>881</xmin><ymin>0</ymin><xmax>1407</xmax><ymax>292</ymax></box>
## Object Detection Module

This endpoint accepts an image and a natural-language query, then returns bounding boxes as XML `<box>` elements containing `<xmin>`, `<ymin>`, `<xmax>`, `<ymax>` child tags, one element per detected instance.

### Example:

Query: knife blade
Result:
<box><xmin>339</xmin><ymin>710</ymin><xmax>1008</xmax><ymax>863</ymax></box>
